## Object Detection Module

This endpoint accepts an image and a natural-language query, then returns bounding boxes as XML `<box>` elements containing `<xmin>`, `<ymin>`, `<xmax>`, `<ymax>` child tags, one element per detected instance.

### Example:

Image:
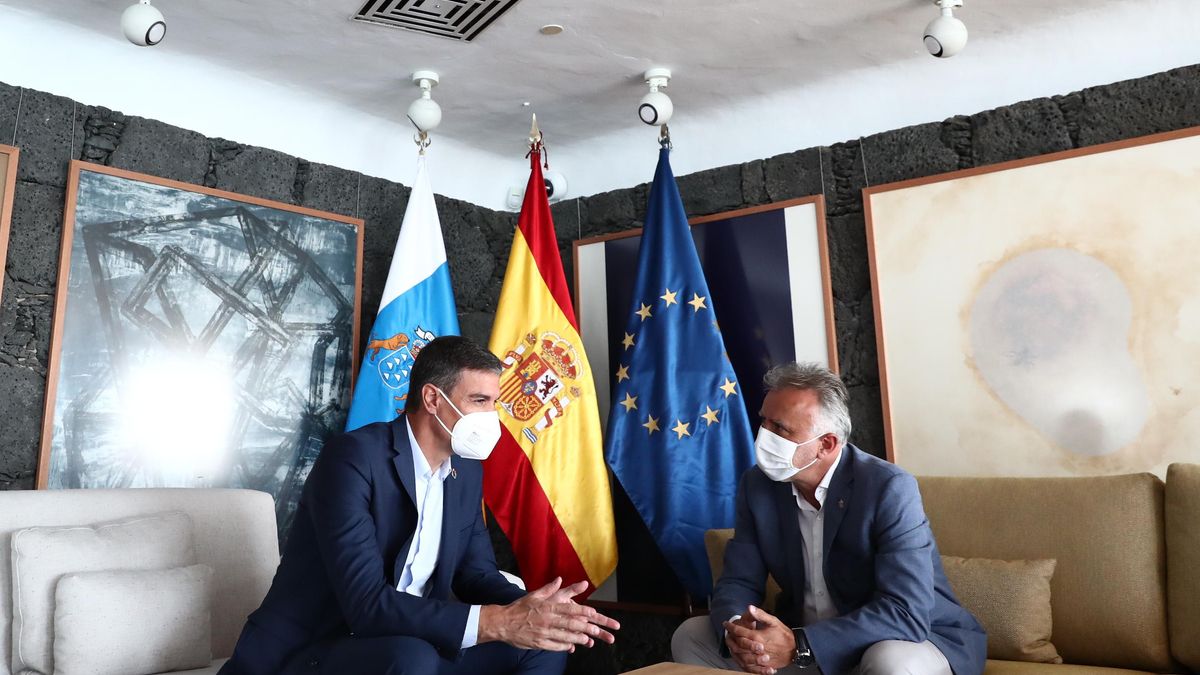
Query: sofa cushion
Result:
<box><xmin>9</xmin><ymin>511</ymin><xmax>196</xmax><ymax>675</ymax></box>
<box><xmin>941</xmin><ymin>555</ymin><xmax>1061</xmax><ymax>663</ymax></box>
<box><xmin>1166</xmin><ymin>463</ymin><xmax>1200</xmax><ymax>671</ymax></box>
<box><xmin>53</xmin><ymin>564</ymin><xmax>213</xmax><ymax>675</ymax></box>
<box><xmin>918</xmin><ymin>474</ymin><xmax>1170</xmax><ymax>672</ymax></box>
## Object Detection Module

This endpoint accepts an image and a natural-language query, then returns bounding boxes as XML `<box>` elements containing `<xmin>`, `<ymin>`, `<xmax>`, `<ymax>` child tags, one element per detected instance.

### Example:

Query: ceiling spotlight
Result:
<box><xmin>639</xmin><ymin>68</ymin><xmax>673</xmax><ymax>126</ymax></box>
<box><xmin>121</xmin><ymin>0</ymin><xmax>166</xmax><ymax>47</ymax></box>
<box><xmin>407</xmin><ymin>70</ymin><xmax>442</xmax><ymax>133</ymax></box>
<box><xmin>924</xmin><ymin>0</ymin><xmax>967</xmax><ymax>58</ymax></box>
<box><xmin>539</xmin><ymin>24</ymin><xmax>564</xmax><ymax>35</ymax></box>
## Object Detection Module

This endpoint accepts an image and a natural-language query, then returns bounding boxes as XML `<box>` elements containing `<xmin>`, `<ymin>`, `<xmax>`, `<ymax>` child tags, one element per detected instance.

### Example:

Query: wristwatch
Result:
<box><xmin>791</xmin><ymin>627</ymin><xmax>816</xmax><ymax>669</ymax></box>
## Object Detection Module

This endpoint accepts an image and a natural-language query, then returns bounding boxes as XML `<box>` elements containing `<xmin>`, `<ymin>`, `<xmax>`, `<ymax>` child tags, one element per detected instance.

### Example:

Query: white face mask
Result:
<box><xmin>755</xmin><ymin>427</ymin><xmax>823</xmax><ymax>482</ymax></box>
<box><xmin>432</xmin><ymin>387</ymin><xmax>502</xmax><ymax>461</ymax></box>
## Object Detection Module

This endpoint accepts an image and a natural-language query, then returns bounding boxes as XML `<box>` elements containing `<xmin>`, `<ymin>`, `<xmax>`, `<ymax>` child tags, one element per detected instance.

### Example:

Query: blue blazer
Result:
<box><xmin>709</xmin><ymin>445</ymin><xmax>986</xmax><ymax>675</ymax></box>
<box><xmin>221</xmin><ymin>417</ymin><xmax>525</xmax><ymax>675</ymax></box>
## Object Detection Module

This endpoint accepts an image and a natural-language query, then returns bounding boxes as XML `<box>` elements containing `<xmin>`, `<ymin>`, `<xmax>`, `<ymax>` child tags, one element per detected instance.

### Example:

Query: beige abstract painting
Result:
<box><xmin>865</xmin><ymin>127</ymin><xmax>1200</xmax><ymax>478</ymax></box>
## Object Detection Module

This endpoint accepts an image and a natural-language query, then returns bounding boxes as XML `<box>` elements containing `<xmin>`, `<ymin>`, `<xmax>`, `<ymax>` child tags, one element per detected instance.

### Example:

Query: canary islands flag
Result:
<box><xmin>485</xmin><ymin>145</ymin><xmax>617</xmax><ymax>595</ymax></box>
<box><xmin>346</xmin><ymin>156</ymin><xmax>458</xmax><ymax>431</ymax></box>
<box><xmin>605</xmin><ymin>146</ymin><xmax>756</xmax><ymax>599</ymax></box>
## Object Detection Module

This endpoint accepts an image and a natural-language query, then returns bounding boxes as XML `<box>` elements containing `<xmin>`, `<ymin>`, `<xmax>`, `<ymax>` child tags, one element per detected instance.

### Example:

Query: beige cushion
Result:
<box><xmin>1166</xmin><ymin>463</ymin><xmax>1200</xmax><ymax>671</ymax></box>
<box><xmin>704</xmin><ymin>529</ymin><xmax>781</xmax><ymax>612</ymax></box>
<box><xmin>941</xmin><ymin>555</ymin><xmax>1061</xmax><ymax>663</ymax></box>
<box><xmin>10</xmin><ymin>511</ymin><xmax>196</xmax><ymax>675</ymax></box>
<box><xmin>918</xmin><ymin>474</ymin><xmax>1170</xmax><ymax>672</ymax></box>
<box><xmin>54</xmin><ymin>564</ymin><xmax>213</xmax><ymax>675</ymax></box>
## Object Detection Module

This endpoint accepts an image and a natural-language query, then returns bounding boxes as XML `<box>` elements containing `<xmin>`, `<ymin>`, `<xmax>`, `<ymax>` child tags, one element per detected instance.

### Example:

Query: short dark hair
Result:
<box><xmin>404</xmin><ymin>335</ymin><xmax>502</xmax><ymax>412</ymax></box>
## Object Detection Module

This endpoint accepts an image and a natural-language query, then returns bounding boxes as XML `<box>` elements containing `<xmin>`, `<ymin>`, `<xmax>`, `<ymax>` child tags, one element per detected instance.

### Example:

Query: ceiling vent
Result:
<box><xmin>353</xmin><ymin>0</ymin><xmax>520</xmax><ymax>42</ymax></box>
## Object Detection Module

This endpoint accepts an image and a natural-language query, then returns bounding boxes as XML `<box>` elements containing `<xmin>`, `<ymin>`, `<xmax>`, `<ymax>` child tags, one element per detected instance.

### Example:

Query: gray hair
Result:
<box><xmin>763</xmin><ymin>362</ymin><xmax>852</xmax><ymax>447</ymax></box>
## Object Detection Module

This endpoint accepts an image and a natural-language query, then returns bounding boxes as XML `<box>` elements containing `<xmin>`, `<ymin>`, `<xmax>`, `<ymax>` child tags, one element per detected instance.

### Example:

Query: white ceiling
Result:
<box><xmin>1</xmin><ymin>0</ymin><xmax>1199</xmax><ymax>208</ymax></box>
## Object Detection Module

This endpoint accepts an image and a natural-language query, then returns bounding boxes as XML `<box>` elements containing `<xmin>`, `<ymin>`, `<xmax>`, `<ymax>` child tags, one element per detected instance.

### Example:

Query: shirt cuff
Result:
<box><xmin>461</xmin><ymin>605</ymin><xmax>482</xmax><ymax>649</ymax></box>
<box><xmin>724</xmin><ymin>613</ymin><xmax>742</xmax><ymax>641</ymax></box>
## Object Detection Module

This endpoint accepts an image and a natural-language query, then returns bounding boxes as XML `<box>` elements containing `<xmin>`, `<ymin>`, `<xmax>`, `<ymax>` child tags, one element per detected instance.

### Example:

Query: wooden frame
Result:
<box><xmin>0</xmin><ymin>144</ymin><xmax>20</xmax><ymax>305</ymax></box>
<box><xmin>868</xmin><ymin>124</ymin><xmax>1200</xmax><ymax>473</ymax></box>
<box><xmin>39</xmin><ymin>162</ymin><xmax>363</xmax><ymax>528</ymax></box>
<box><xmin>571</xmin><ymin>195</ymin><xmax>836</xmax><ymax>607</ymax></box>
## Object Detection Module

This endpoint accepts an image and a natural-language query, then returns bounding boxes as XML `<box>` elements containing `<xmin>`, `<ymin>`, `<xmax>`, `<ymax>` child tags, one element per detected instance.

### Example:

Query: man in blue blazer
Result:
<box><xmin>671</xmin><ymin>363</ymin><xmax>986</xmax><ymax>674</ymax></box>
<box><xmin>221</xmin><ymin>336</ymin><xmax>618</xmax><ymax>675</ymax></box>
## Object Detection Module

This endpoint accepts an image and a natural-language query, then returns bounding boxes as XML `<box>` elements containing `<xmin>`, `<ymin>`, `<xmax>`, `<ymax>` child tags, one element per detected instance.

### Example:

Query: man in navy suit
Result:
<box><xmin>671</xmin><ymin>363</ymin><xmax>986</xmax><ymax>674</ymax></box>
<box><xmin>221</xmin><ymin>336</ymin><xmax>619</xmax><ymax>675</ymax></box>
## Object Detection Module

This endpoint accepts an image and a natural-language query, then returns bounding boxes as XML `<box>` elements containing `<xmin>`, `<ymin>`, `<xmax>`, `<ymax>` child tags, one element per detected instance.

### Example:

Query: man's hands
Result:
<box><xmin>723</xmin><ymin>605</ymin><xmax>796</xmax><ymax>675</ymax></box>
<box><xmin>479</xmin><ymin>577</ymin><xmax>620</xmax><ymax>653</ymax></box>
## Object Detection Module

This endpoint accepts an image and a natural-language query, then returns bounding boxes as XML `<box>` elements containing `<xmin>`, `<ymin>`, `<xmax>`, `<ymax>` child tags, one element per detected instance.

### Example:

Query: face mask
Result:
<box><xmin>433</xmin><ymin>387</ymin><xmax>502</xmax><ymax>461</ymax></box>
<box><xmin>755</xmin><ymin>428</ymin><xmax>823</xmax><ymax>482</ymax></box>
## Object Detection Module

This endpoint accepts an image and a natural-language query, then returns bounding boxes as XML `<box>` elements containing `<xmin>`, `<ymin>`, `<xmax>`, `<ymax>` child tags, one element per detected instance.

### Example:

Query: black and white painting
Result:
<box><xmin>42</xmin><ymin>163</ymin><xmax>362</xmax><ymax>538</ymax></box>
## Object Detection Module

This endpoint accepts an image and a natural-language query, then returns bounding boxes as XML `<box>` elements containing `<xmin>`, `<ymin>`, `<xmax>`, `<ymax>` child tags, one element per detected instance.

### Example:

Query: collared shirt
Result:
<box><xmin>790</xmin><ymin>447</ymin><xmax>844</xmax><ymax>627</ymax></box>
<box><xmin>398</xmin><ymin>424</ymin><xmax>481</xmax><ymax>648</ymax></box>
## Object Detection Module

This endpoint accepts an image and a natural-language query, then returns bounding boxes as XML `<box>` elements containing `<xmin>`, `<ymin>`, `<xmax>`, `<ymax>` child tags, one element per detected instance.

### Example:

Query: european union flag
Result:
<box><xmin>604</xmin><ymin>146</ymin><xmax>756</xmax><ymax>599</ymax></box>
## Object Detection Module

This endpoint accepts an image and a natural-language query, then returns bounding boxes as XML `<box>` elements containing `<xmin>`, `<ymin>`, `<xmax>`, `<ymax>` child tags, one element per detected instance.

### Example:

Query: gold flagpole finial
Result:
<box><xmin>529</xmin><ymin>113</ymin><xmax>543</xmax><ymax>147</ymax></box>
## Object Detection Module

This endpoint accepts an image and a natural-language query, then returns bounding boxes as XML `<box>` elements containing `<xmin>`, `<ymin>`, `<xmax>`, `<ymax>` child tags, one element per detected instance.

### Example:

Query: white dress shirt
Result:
<box><xmin>791</xmin><ymin>447</ymin><xmax>844</xmax><ymax>627</ymax></box>
<box><xmin>398</xmin><ymin>424</ymin><xmax>481</xmax><ymax>648</ymax></box>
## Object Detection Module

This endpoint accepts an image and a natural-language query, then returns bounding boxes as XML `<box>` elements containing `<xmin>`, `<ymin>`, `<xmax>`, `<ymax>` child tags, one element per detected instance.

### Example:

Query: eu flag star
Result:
<box><xmin>672</xmin><ymin>419</ymin><xmax>691</xmax><ymax>439</ymax></box>
<box><xmin>620</xmin><ymin>393</ymin><xmax>638</xmax><ymax>412</ymax></box>
<box><xmin>719</xmin><ymin>378</ymin><xmax>738</xmax><ymax>397</ymax></box>
<box><xmin>622</xmin><ymin>332</ymin><xmax>635</xmax><ymax>350</ymax></box>
<box><xmin>635</xmin><ymin>303</ymin><xmax>653</xmax><ymax>321</ymax></box>
<box><xmin>660</xmin><ymin>288</ymin><xmax>678</xmax><ymax>307</ymax></box>
<box><xmin>701</xmin><ymin>406</ymin><xmax>720</xmax><ymax>425</ymax></box>
<box><xmin>615</xmin><ymin>364</ymin><xmax>630</xmax><ymax>382</ymax></box>
<box><xmin>688</xmin><ymin>293</ymin><xmax>707</xmax><ymax>312</ymax></box>
<box><xmin>642</xmin><ymin>415</ymin><xmax>660</xmax><ymax>435</ymax></box>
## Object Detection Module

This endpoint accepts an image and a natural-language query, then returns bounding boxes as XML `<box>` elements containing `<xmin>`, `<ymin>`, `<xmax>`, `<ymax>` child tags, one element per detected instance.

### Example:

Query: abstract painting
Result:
<box><xmin>574</xmin><ymin>196</ymin><xmax>837</xmax><ymax>432</ymax></box>
<box><xmin>865</xmin><ymin>126</ymin><xmax>1200</xmax><ymax>478</ymax></box>
<box><xmin>39</xmin><ymin>162</ymin><xmax>363</xmax><ymax>537</ymax></box>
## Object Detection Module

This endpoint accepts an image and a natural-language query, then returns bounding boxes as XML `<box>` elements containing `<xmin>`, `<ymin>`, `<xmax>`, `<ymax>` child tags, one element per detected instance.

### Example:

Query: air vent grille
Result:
<box><xmin>353</xmin><ymin>0</ymin><xmax>521</xmax><ymax>42</ymax></box>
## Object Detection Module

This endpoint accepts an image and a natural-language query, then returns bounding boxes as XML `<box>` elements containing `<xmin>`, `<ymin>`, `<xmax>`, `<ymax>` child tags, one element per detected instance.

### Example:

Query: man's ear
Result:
<box><xmin>818</xmin><ymin>433</ymin><xmax>839</xmax><ymax>456</ymax></box>
<box><xmin>421</xmin><ymin>383</ymin><xmax>440</xmax><ymax>415</ymax></box>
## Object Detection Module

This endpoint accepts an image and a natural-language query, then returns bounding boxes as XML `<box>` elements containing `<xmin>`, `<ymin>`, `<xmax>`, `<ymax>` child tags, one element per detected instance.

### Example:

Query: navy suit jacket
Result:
<box><xmin>709</xmin><ymin>445</ymin><xmax>986</xmax><ymax>675</ymax></box>
<box><xmin>221</xmin><ymin>417</ymin><xmax>525</xmax><ymax>675</ymax></box>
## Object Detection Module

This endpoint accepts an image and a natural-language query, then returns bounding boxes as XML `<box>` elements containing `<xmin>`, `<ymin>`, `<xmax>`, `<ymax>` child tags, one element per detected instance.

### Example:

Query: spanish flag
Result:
<box><xmin>485</xmin><ymin>144</ymin><xmax>617</xmax><ymax>594</ymax></box>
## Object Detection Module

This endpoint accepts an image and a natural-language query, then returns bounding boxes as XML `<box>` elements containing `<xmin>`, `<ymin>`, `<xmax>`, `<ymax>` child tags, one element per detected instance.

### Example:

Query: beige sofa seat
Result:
<box><xmin>0</xmin><ymin>489</ymin><xmax>279</xmax><ymax>675</ymax></box>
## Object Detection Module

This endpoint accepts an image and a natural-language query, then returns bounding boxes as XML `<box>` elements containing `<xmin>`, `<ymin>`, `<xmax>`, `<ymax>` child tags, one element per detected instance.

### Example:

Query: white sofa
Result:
<box><xmin>0</xmin><ymin>488</ymin><xmax>279</xmax><ymax>675</ymax></box>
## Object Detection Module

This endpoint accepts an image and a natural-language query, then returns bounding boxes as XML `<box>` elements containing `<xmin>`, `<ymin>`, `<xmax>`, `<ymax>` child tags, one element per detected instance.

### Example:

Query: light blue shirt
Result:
<box><xmin>398</xmin><ymin>424</ymin><xmax>481</xmax><ymax>648</ymax></box>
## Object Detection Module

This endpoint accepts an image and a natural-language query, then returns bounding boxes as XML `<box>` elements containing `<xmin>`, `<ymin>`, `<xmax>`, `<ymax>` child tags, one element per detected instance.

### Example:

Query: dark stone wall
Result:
<box><xmin>0</xmin><ymin>81</ymin><xmax>516</xmax><ymax>490</ymax></box>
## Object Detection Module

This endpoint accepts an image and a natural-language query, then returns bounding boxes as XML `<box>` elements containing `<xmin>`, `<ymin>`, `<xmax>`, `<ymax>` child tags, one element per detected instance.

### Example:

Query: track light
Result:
<box><xmin>638</xmin><ymin>68</ymin><xmax>673</xmax><ymax>126</ymax></box>
<box><xmin>924</xmin><ymin>0</ymin><xmax>967</xmax><ymax>58</ymax></box>
<box><xmin>407</xmin><ymin>71</ymin><xmax>442</xmax><ymax>133</ymax></box>
<box><xmin>122</xmin><ymin>0</ymin><xmax>166</xmax><ymax>47</ymax></box>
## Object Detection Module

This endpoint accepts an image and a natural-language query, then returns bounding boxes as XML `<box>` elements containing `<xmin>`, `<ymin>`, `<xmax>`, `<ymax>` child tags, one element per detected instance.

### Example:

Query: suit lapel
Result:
<box><xmin>391</xmin><ymin>417</ymin><xmax>418</xmax><ymax>585</ymax></box>
<box><xmin>392</xmin><ymin>416</ymin><xmax>418</xmax><ymax>508</ymax></box>
<box><xmin>821</xmin><ymin>445</ymin><xmax>855</xmax><ymax>565</ymax></box>
<box><xmin>774</xmin><ymin>479</ymin><xmax>807</xmax><ymax>598</ymax></box>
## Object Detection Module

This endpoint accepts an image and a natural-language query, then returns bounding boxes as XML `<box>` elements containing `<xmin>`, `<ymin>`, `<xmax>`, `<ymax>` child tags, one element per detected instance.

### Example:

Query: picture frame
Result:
<box><xmin>573</xmin><ymin>195</ymin><xmax>838</xmax><ymax>434</ymax></box>
<box><xmin>0</xmin><ymin>144</ymin><xmax>20</xmax><ymax>304</ymax></box>
<box><xmin>865</xmin><ymin>126</ymin><xmax>1200</xmax><ymax>478</ymax></box>
<box><xmin>573</xmin><ymin>195</ymin><xmax>837</xmax><ymax>604</ymax></box>
<box><xmin>39</xmin><ymin>161</ymin><xmax>364</xmax><ymax>535</ymax></box>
